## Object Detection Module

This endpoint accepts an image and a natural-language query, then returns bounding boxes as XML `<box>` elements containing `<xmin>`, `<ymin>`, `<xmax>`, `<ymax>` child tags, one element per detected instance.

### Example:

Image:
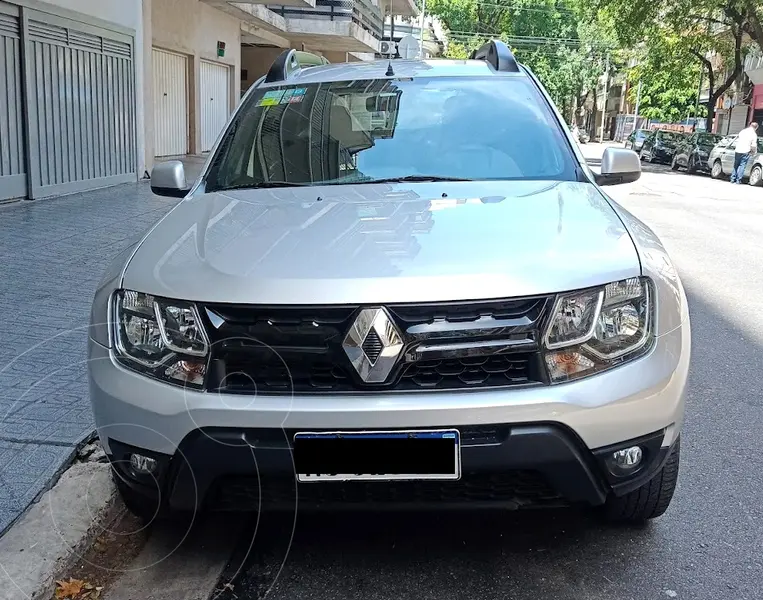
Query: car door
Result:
<box><xmin>745</xmin><ymin>139</ymin><xmax>763</xmax><ymax>177</ymax></box>
<box><xmin>720</xmin><ymin>136</ymin><xmax>737</xmax><ymax>174</ymax></box>
<box><xmin>676</xmin><ymin>135</ymin><xmax>693</xmax><ymax>166</ymax></box>
<box><xmin>641</xmin><ymin>132</ymin><xmax>655</xmax><ymax>158</ymax></box>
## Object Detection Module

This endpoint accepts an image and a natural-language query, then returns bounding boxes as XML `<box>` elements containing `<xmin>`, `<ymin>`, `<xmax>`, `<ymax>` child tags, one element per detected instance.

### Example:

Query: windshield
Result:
<box><xmin>205</xmin><ymin>77</ymin><xmax>578</xmax><ymax>191</ymax></box>
<box><xmin>658</xmin><ymin>131</ymin><xmax>682</xmax><ymax>143</ymax></box>
<box><xmin>697</xmin><ymin>133</ymin><xmax>723</xmax><ymax>146</ymax></box>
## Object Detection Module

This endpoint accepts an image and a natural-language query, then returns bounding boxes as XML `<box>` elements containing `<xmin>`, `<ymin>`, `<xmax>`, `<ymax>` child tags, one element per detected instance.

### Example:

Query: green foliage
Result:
<box><xmin>428</xmin><ymin>0</ymin><xmax>616</xmax><ymax>115</ymax></box>
<box><xmin>576</xmin><ymin>0</ymin><xmax>750</xmax><ymax>126</ymax></box>
<box><xmin>627</xmin><ymin>31</ymin><xmax>701</xmax><ymax>122</ymax></box>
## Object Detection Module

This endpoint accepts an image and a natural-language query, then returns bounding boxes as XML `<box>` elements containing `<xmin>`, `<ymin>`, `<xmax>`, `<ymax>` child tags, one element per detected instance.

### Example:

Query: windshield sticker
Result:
<box><xmin>257</xmin><ymin>90</ymin><xmax>285</xmax><ymax>106</ymax></box>
<box><xmin>281</xmin><ymin>88</ymin><xmax>306</xmax><ymax>104</ymax></box>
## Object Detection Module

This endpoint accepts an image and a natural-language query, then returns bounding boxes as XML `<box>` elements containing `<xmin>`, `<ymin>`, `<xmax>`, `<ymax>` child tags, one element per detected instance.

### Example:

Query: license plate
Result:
<box><xmin>293</xmin><ymin>429</ymin><xmax>461</xmax><ymax>483</ymax></box>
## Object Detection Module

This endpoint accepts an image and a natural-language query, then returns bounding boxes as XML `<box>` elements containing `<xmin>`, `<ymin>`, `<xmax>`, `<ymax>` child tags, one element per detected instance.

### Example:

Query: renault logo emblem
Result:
<box><xmin>342</xmin><ymin>307</ymin><xmax>403</xmax><ymax>383</ymax></box>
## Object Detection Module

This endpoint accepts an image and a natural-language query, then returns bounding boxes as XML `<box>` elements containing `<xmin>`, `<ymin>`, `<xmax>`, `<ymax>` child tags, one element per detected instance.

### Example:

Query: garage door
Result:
<box><xmin>153</xmin><ymin>48</ymin><xmax>188</xmax><ymax>157</ymax></box>
<box><xmin>0</xmin><ymin>3</ymin><xmax>27</xmax><ymax>201</ymax></box>
<box><xmin>728</xmin><ymin>104</ymin><xmax>750</xmax><ymax>136</ymax></box>
<box><xmin>200</xmin><ymin>60</ymin><xmax>230</xmax><ymax>152</ymax></box>
<box><xmin>24</xmin><ymin>10</ymin><xmax>136</xmax><ymax>198</ymax></box>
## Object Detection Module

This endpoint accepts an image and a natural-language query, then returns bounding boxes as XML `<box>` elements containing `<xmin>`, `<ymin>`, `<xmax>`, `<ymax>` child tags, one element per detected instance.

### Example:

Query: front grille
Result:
<box><xmin>209</xmin><ymin>471</ymin><xmax>566</xmax><ymax>511</ymax></box>
<box><xmin>202</xmin><ymin>297</ymin><xmax>551</xmax><ymax>394</ymax></box>
<box><xmin>401</xmin><ymin>355</ymin><xmax>530</xmax><ymax>389</ymax></box>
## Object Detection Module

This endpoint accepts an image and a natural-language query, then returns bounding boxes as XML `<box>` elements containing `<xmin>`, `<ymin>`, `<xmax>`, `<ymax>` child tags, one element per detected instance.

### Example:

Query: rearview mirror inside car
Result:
<box><xmin>595</xmin><ymin>147</ymin><xmax>641</xmax><ymax>186</ymax></box>
<box><xmin>150</xmin><ymin>161</ymin><xmax>190</xmax><ymax>198</ymax></box>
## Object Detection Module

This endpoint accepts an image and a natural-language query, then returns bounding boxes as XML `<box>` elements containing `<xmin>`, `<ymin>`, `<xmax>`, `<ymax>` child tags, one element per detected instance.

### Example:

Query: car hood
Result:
<box><xmin>123</xmin><ymin>181</ymin><xmax>641</xmax><ymax>304</ymax></box>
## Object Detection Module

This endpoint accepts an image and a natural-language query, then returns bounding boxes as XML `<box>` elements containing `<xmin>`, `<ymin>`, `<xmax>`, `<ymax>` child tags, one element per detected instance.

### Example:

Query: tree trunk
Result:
<box><xmin>706</xmin><ymin>100</ymin><xmax>716</xmax><ymax>132</ymax></box>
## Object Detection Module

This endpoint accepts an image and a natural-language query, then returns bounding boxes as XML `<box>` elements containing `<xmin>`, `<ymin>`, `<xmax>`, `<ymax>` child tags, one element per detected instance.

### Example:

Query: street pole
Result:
<box><xmin>600</xmin><ymin>53</ymin><xmax>609</xmax><ymax>143</ymax></box>
<box><xmin>694</xmin><ymin>68</ymin><xmax>704</xmax><ymax>129</ymax></box>
<box><xmin>418</xmin><ymin>0</ymin><xmax>426</xmax><ymax>59</ymax></box>
<box><xmin>634</xmin><ymin>79</ymin><xmax>642</xmax><ymax>119</ymax></box>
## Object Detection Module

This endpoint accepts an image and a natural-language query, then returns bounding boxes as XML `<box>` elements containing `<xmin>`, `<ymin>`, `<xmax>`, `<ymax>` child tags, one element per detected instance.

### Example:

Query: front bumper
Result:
<box><xmin>651</xmin><ymin>147</ymin><xmax>675</xmax><ymax>163</ymax></box>
<box><xmin>108</xmin><ymin>425</ymin><xmax>675</xmax><ymax>511</ymax></box>
<box><xmin>89</xmin><ymin>322</ymin><xmax>689</xmax><ymax>510</ymax></box>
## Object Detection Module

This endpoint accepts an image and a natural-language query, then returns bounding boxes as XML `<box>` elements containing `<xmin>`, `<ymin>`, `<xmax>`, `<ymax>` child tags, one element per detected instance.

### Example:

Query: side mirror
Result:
<box><xmin>151</xmin><ymin>161</ymin><xmax>189</xmax><ymax>198</ymax></box>
<box><xmin>595</xmin><ymin>147</ymin><xmax>641</xmax><ymax>186</ymax></box>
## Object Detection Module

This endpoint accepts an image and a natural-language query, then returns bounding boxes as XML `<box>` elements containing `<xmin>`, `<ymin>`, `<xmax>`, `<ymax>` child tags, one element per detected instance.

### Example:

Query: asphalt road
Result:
<box><xmin>62</xmin><ymin>147</ymin><xmax>763</xmax><ymax>600</ymax></box>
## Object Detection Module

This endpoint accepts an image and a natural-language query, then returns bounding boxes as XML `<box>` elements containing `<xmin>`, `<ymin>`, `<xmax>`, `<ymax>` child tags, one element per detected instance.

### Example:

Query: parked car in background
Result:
<box><xmin>708</xmin><ymin>135</ymin><xmax>763</xmax><ymax>185</ymax></box>
<box><xmin>624</xmin><ymin>129</ymin><xmax>648</xmax><ymax>152</ymax></box>
<box><xmin>671</xmin><ymin>133</ymin><xmax>724</xmax><ymax>174</ymax></box>
<box><xmin>639</xmin><ymin>130</ymin><xmax>686</xmax><ymax>164</ymax></box>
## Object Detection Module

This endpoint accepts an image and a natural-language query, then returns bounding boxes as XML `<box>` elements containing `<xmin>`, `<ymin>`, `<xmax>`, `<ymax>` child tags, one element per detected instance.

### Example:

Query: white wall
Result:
<box><xmin>148</xmin><ymin>0</ymin><xmax>241</xmax><ymax>165</ymax></box>
<box><xmin>241</xmin><ymin>46</ymin><xmax>283</xmax><ymax>92</ymax></box>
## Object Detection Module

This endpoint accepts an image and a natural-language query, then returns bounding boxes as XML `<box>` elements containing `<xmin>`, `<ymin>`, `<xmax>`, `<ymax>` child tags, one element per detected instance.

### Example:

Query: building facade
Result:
<box><xmin>0</xmin><ymin>0</ymin><xmax>418</xmax><ymax>202</ymax></box>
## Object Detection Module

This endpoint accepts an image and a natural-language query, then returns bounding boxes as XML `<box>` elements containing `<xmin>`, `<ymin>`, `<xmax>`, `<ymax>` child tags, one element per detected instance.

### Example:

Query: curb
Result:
<box><xmin>0</xmin><ymin>458</ymin><xmax>118</xmax><ymax>600</ymax></box>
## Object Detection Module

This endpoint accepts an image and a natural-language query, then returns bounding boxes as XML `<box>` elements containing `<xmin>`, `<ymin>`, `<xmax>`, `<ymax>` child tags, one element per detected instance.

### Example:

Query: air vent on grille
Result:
<box><xmin>203</xmin><ymin>298</ymin><xmax>549</xmax><ymax>394</ymax></box>
<box><xmin>210</xmin><ymin>471</ymin><xmax>566</xmax><ymax>510</ymax></box>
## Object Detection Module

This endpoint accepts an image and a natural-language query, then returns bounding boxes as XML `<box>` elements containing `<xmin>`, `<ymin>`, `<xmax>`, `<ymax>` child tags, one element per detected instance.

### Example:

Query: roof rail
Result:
<box><xmin>265</xmin><ymin>49</ymin><xmax>329</xmax><ymax>83</ymax></box>
<box><xmin>469</xmin><ymin>40</ymin><xmax>520</xmax><ymax>73</ymax></box>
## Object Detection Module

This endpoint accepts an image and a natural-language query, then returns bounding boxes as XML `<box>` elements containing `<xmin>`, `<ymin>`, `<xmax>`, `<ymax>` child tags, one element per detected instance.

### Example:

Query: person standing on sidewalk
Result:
<box><xmin>731</xmin><ymin>123</ymin><xmax>759</xmax><ymax>184</ymax></box>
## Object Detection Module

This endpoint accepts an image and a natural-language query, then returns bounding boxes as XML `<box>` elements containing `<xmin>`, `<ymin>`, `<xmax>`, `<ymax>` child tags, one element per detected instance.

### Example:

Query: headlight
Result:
<box><xmin>113</xmin><ymin>290</ymin><xmax>209</xmax><ymax>388</ymax></box>
<box><xmin>543</xmin><ymin>277</ymin><xmax>653</xmax><ymax>383</ymax></box>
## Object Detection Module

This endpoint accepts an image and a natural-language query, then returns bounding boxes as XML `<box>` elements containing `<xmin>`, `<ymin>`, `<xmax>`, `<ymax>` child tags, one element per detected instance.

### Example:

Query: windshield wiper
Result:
<box><xmin>359</xmin><ymin>175</ymin><xmax>474</xmax><ymax>184</ymax></box>
<box><xmin>216</xmin><ymin>181</ymin><xmax>308</xmax><ymax>191</ymax></box>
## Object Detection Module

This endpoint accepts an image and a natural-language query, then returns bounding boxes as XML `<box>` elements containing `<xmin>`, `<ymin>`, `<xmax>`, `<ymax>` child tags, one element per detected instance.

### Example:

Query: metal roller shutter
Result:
<box><xmin>24</xmin><ymin>9</ymin><xmax>136</xmax><ymax>198</ymax></box>
<box><xmin>728</xmin><ymin>104</ymin><xmax>750</xmax><ymax>135</ymax></box>
<box><xmin>153</xmin><ymin>48</ymin><xmax>188</xmax><ymax>157</ymax></box>
<box><xmin>200</xmin><ymin>60</ymin><xmax>230</xmax><ymax>152</ymax></box>
<box><xmin>0</xmin><ymin>3</ymin><xmax>26</xmax><ymax>201</ymax></box>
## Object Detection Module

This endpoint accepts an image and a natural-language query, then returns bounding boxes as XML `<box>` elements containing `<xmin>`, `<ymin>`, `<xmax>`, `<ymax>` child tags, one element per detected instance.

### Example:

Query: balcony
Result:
<box><xmin>269</xmin><ymin>0</ymin><xmax>383</xmax><ymax>52</ymax></box>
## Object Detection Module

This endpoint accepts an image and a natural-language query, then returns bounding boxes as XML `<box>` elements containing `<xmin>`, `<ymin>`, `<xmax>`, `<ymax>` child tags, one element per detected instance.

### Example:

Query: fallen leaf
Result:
<box><xmin>55</xmin><ymin>578</ymin><xmax>85</xmax><ymax>599</ymax></box>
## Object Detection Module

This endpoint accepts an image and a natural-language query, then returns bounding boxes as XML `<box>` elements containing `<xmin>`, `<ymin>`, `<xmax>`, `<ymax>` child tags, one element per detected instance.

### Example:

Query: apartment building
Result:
<box><xmin>0</xmin><ymin>0</ymin><xmax>417</xmax><ymax>202</ymax></box>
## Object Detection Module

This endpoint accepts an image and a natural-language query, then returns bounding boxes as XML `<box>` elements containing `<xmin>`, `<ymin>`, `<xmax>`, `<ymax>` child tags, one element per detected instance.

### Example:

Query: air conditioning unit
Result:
<box><xmin>380</xmin><ymin>41</ymin><xmax>397</xmax><ymax>55</ymax></box>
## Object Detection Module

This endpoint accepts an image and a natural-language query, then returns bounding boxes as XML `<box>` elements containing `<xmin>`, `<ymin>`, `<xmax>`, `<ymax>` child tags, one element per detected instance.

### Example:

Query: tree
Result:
<box><xmin>578</xmin><ymin>0</ymin><xmax>747</xmax><ymax>129</ymax></box>
<box><xmin>626</xmin><ymin>33</ymin><xmax>702</xmax><ymax>123</ymax></box>
<box><xmin>427</xmin><ymin>0</ymin><xmax>616</xmax><ymax>119</ymax></box>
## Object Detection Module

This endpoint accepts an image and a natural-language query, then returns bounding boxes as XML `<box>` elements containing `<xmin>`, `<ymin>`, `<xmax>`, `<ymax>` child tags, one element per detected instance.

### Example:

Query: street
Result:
<box><xmin>4</xmin><ymin>145</ymin><xmax>763</xmax><ymax>599</ymax></box>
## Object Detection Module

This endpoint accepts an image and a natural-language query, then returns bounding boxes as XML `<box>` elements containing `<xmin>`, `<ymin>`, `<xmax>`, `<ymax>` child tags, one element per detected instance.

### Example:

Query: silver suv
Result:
<box><xmin>88</xmin><ymin>42</ymin><xmax>690</xmax><ymax>524</ymax></box>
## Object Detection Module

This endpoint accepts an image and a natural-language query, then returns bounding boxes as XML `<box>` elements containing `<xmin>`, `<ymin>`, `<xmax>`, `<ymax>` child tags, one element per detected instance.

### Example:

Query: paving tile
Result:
<box><xmin>0</xmin><ymin>441</ymin><xmax>75</xmax><ymax>534</ymax></box>
<box><xmin>0</xmin><ymin>180</ymin><xmax>179</xmax><ymax>534</ymax></box>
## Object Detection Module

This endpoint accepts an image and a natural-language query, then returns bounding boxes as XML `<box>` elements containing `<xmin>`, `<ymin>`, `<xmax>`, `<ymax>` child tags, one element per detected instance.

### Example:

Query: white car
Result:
<box><xmin>88</xmin><ymin>41</ymin><xmax>690</xmax><ymax>524</ymax></box>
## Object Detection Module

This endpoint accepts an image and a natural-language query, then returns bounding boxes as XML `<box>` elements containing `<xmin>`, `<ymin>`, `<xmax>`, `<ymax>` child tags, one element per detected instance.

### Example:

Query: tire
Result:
<box><xmin>112</xmin><ymin>468</ymin><xmax>194</xmax><ymax>525</ymax></box>
<box><xmin>603</xmin><ymin>437</ymin><xmax>680</xmax><ymax>523</ymax></box>
<box><xmin>711</xmin><ymin>160</ymin><xmax>724</xmax><ymax>179</ymax></box>
<box><xmin>750</xmin><ymin>165</ymin><xmax>763</xmax><ymax>187</ymax></box>
<box><xmin>671</xmin><ymin>156</ymin><xmax>680</xmax><ymax>170</ymax></box>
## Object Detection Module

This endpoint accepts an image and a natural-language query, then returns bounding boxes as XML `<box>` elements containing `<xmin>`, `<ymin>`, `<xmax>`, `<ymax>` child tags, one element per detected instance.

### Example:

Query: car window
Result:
<box><xmin>719</xmin><ymin>136</ymin><xmax>736</xmax><ymax>148</ymax></box>
<box><xmin>205</xmin><ymin>76</ymin><xmax>579</xmax><ymax>190</ymax></box>
<box><xmin>658</xmin><ymin>131</ymin><xmax>682</xmax><ymax>143</ymax></box>
<box><xmin>697</xmin><ymin>133</ymin><xmax>722</xmax><ymax>146</ymax></box>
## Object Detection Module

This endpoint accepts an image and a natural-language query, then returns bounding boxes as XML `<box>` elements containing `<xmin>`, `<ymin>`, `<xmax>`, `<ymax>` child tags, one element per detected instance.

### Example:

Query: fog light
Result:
<box><xmin>606</xmin><ymin>446</ymin><xmax>643</xmax><ymax>476</ymax></box>
<box><xmin>130</xmin><ymin>453</ymin><xmax>158</xmax><ymax>474</ymax></box>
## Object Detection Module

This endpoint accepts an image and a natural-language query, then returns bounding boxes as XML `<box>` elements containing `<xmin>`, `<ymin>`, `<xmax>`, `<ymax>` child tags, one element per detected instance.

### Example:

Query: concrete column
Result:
<box><xmin>142</xmin><ymin>0</ymin><xmax>154</xmax><ymax>175</ymax></box>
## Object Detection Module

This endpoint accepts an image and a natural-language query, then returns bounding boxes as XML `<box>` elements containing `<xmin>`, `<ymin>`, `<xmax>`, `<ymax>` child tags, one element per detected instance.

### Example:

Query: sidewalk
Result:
<box><xmin>0</xmin><ymin>178</ymin><xmax>182</xmax><ymax>535</ymax></box>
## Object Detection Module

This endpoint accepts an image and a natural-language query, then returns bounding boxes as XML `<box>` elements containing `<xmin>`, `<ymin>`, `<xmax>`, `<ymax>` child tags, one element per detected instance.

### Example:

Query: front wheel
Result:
<box><xmin>603</xmin><ymin>438</ymin><xmax>680</xmax><ymax>523</ymax></box>
<box><xmin>750</xmin><ymin>165</ymin><xmax>763</xmax><ymax>186</ymax></box>
<box><xmin>711</xmin><ymin>160</ymin><xmax>724</xmax><ymax>179</ymax></box>
<box><xmin>671</xmin><ymin>156</ymin><xmax>680</xmax><ymax>170</ymax></box>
